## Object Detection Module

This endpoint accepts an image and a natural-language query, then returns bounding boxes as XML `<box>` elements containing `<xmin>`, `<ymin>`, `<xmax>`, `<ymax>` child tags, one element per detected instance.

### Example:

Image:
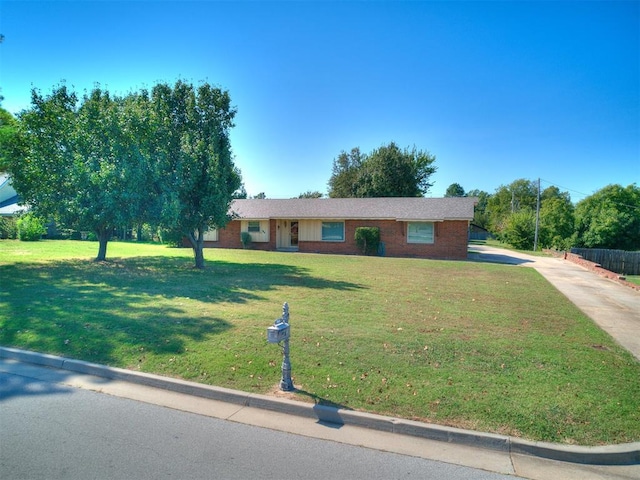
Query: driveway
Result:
<box><xmin>468</xmin><ymin>245</ymin><xmax>640</xmax><ymax>362</ymax></box>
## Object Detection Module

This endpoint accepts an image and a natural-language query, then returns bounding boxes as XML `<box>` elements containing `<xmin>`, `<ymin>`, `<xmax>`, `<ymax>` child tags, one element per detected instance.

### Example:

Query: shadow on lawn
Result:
<box><xmin>0</xmin><ymin>256</ymin><xmax>364</xmax><ymax>366</ymax></box>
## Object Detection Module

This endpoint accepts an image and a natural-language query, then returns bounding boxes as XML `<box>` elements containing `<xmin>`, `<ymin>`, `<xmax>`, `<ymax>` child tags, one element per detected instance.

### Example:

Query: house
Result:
<box><xmin>202</xmin><ymin>197</ymin><xmax>477</xmax><ymax>260</ymax></box>
<box><xmin>0</xmin><ymin>174</ymin><xmax>22</xmax><ymax>217</ymax></box>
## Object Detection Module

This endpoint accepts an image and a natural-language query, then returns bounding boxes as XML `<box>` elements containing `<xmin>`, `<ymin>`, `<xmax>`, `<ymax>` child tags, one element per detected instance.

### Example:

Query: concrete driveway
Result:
<box><xmin>468</xmin><ymin>245</ymin><xmax>640</xmax><ymax>362</ymax></box>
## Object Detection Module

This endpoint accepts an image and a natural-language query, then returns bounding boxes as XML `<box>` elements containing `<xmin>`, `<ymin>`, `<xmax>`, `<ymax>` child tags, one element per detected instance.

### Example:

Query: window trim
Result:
<box><xmin>407</xmin><ymin>222</ymin><xmax>435</xmax><ymax>244</ymax></box>
<box><xmin>321</xmin><ymin>221</ymin><xmax>345</xmax><ymax>242</ymax></box>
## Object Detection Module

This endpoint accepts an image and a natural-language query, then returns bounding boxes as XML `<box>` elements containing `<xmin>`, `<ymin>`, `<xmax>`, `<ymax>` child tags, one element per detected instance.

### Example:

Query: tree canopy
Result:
<box><xmin>149</xmin><ymin>81</ymin><xmax>241</xmax><ymax>268</ymax></box>
<box><xmin>5</xmin><ymin>81</ymin><xmax>241</xmax><ymax>268</ymax></box>
<box><xmin>0</xmin><ymin>108</ymin><xmax>19</xmax><ymax>172</ymax></box>
<box><xmin>574</xmin><ymin>184</ymin><xmax>640</xmax><ymax>251</ymax></box>
<box><xmin>328</xmin><ymin>142</ymin><xmax>436</xmax><ymax>198</ymax></box>
<box><xmin>444</xmin><ymin>183</ymin><xmax>466</xmax><ymax>197</ymax></box>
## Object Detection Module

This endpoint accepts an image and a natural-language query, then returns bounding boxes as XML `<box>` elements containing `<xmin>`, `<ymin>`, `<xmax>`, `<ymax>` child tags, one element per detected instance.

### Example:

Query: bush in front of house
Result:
<box><xmin>355</xmin><ymin>227</ymin><xmax>380</xmax><ymax>255</ymax></box>
<box><xmin>17</xmin><ymin>213</ymin><xmax>47</xmax><ymax>241</ymax></box>
<box><xmin>0</xmin><ymin>216</ymin><xmax>18</xmax><ymax>239</ymax></box>
<box><xmin>241</xmin><ymin>231</ymin><xmax>252</xmax><ymax>249</ymax></box>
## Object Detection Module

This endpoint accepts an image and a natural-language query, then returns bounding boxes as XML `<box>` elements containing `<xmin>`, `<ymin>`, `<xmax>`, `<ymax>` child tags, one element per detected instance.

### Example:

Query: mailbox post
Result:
<box><xmin>266</xmin><ymin>302</ymin><xmax>293</xmax><ymax>391</ymax></box>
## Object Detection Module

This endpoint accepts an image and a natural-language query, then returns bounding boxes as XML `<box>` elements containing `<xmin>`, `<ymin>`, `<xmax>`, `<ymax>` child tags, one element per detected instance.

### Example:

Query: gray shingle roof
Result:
<box><xmin>230</xmin><ymin>197</ymin><xmax>477</xmax><ymax>221</ymax></box>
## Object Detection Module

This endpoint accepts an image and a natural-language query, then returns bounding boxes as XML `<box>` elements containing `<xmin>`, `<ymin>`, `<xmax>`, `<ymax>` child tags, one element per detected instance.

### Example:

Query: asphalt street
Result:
<box><xmin>1</xmin><ymin>368</ymin><xmax>519</xmax><ymax>480</ymax></box>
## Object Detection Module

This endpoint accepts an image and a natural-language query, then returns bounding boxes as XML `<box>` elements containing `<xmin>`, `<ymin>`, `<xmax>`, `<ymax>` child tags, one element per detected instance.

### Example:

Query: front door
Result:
<box><xmin>290</xmin><ymin>221</ymin><xmax>299</xmax><ymax>246</ymax></box>
<box><xmin>276</xmin><ymin>220</ymin><xmax>299</xmax><ymax>250</ymax></box>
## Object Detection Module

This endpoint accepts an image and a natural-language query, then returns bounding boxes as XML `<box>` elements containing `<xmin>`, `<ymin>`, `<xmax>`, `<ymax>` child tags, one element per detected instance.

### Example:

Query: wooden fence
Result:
<box><xmin>570</xmin><ymin>248</ymin><xmax>640</xmax><ymax>276</ymax></box>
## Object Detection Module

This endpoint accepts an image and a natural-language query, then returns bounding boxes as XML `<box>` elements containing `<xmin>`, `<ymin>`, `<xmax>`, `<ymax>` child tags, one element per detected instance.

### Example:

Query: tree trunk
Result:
<box><xmin>194</xmin><ymin>243</ymin><xmax>205</xmax><ymax>269</ymax></box>
<box><xmin>95</xmin><ymin>228</ymin><xmax>109</xmax><ymax>262</ymax></box>
<box><xmin>188</xmin><ymin>228</ymin><xmax>206</xmax><ymax>269</ymax></box>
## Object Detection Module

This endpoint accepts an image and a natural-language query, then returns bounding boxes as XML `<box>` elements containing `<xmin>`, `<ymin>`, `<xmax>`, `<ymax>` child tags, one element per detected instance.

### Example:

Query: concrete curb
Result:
<box><xmin>2</xmin><ymin>346</ymin><xmax>638</xmax><ymax>466</ymax></box>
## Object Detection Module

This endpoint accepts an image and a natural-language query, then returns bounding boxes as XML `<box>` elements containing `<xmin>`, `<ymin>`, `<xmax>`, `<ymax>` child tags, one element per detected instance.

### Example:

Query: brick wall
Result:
<box><xmin>204</xmin><ymin>219</ymin><xmax>470</xmax><ymax>260</ymax></box>
<box><xmin>300</xmin><ymin>219</ymin><xmax>470</xmax><ymax>259</ymax></box>
<box><xmin>546</xmin><ymin>250</ymin><xmax>640</xmax><ymax>292</ymax></box>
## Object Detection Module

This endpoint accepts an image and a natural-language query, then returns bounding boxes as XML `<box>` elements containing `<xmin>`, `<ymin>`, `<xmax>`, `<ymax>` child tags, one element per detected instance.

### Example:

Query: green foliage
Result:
<box><xmin>240</xmin><ymin>231</ymin><xmax>252</xmax><ymax>248</ymax></box>
<box><xmin>16</xmin><ymin>213</ymin><xmax>46</xmax><ymax>241</ymax></box>
<box><xmin>0</xmin><ymin>216</ymin><xmax>17</xmax><ymax>239</ymax></box>
<box><xmin>5</xmin><ymin>80</ymin><xmax>242</xmax><ymax>267</ymax></box>
<box><xmin>150</xmin><ymin>81</ymin><xmax>242</xmax><ymax>268</ymax></box>
<box><xmin>502</xmin><ymin>208</ymin><xmax>536</xmax><ymax>250</ymax></box>
<box><xmin>0</xmin><ymin>108</ymin><xmax>20</xmax><ymax>172</ymax></box>
<box><xmin>487</xmin><ymin>179</ymin><xmax>538</xmax><ymax>237</ymax></box>
<box><xmin>444</xmin><ymin>182</ymin><xmax>465</xmax><ymax>197</ymax></box>
<box><xmin>158</xmin><ymin>227</ymin><xmax>184</xmax><ymax>247</ymax></box>
<box><xmin>327</xmin><ymin>147</ymin><xmax>364</xmax><ymax>198</ymax></box>
<box><xmin>328</xmin><ymin>142</ymin><xmax>436</xmax><ymax>198</ymax></box>
<box><xmin>467</xmin><ymin>189</ymin><xmax>490</xmax><ymax>230</ymax></box>
<box><xmin>539</xmin><ymin>186</ymin><xmax>575</xmax><ymax>250</ymax></box>
<box><xmin>297</xmin><ymin>190</ymin><xmax>324</xmax><ymax>198</ymax></box>
<box><xmin>574</xmin><ymin>184</ymin><xmax>640</xmax><ymax>251</ymax></box>
<box><xmin>354</xmin><ymin>227</ymin><xmax>380</xmax><ymax>255</ymax></box>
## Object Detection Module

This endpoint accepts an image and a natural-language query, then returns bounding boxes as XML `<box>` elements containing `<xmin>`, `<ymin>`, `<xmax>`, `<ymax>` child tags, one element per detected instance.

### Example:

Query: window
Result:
<box><xmin>248</xmin><ymin>221</ymin><xmax>260</xmax><ymax>233</ymax></box>
<box><xmin>322</xmin><ymin>222</ymin><xmax>344</xmax><ymax>241</ymax></box>
<box><xmin>407</xmin><ymin>222</ymin><xmax>434</xmax><ymax>244</ymax></box>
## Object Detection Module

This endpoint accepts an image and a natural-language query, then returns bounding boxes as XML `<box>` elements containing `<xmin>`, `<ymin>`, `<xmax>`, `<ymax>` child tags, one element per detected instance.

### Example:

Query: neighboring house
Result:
<box><xmin>0</xmin><ymin>174</ymin><xmax>22</xmax><ymax>217</ymax></box>
<box><xmin>201</xmin><ymin>197</ymin><xmax>477</xmax><ymax>260</ymax></box>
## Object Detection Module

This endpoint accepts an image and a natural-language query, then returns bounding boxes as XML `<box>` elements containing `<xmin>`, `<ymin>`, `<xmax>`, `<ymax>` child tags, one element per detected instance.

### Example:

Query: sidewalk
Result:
<box><xmin>468</xmin><ymin>245</ymin><xmax>640</xmax><ymax>362</ymax></box>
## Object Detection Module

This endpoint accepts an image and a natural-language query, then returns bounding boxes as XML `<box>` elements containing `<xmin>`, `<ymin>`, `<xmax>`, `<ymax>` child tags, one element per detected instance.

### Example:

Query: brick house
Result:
<box><xmin>202</xmin><ymin>197</ymin><xmax>477</xmax><ymax>260</ymax></box>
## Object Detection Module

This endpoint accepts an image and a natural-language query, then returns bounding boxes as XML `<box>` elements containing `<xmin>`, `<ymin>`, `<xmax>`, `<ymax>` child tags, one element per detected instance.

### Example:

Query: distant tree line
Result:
<box><xmin>445</xmin><ymin>180</ymin><xmax>640</xmax><ymax>252</ymax></box>
<box><xmin>0</xmin><ymin>81</ymin><xmax>242</xmax><ymax>268</ymax></box>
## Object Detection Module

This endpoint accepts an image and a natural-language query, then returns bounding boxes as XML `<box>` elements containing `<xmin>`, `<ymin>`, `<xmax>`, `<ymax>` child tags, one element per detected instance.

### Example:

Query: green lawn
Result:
<box><xmin>625</xmin><ymin>276</ymin><xmax>640</xmax><ymax>286</ymax></box>
<box><xmin>1</xmin><ymin>240</ymin><xmax>638</xmax><ymax>446</ymax></box>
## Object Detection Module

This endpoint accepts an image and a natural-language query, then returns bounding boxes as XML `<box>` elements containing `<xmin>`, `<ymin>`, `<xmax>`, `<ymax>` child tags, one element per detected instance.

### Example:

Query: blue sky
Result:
<box><xmin>1</xmin><ymin>1</ymin><xmax>638</xmax><ymax>200</ymax></box>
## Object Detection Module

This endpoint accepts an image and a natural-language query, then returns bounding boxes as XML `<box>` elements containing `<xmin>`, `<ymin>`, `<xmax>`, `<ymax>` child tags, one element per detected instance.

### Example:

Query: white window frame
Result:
<box><xmin>407</xmin><ymin>222</ymin><xmax>434</xmax><ymax>244</ymax></box>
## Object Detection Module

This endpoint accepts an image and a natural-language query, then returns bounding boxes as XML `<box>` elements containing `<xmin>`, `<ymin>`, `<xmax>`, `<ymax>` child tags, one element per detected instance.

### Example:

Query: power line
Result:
<box><xmin>539</xmin><ymin>178</ymin><xmax>593</xmax><ymax>201</ymax></box>
<box><xmin>540</xmin><ymin>178</ymin><xmax>640</xmax><ymax>211</ymax></box>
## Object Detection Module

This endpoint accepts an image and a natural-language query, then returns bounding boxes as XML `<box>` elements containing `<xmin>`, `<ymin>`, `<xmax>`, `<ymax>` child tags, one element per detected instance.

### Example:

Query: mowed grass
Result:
<box><xmin>1</xmin><ymin>240</ymin><xmax>638</xmax><ymax>446</ymax></box>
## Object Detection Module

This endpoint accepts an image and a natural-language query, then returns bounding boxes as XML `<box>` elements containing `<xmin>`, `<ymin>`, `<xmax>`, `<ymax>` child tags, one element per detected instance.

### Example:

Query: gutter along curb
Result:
<box><xmin>2</xmin><ymin>346</ymin><xmax>638</xmax><ymax>466</ymax></box>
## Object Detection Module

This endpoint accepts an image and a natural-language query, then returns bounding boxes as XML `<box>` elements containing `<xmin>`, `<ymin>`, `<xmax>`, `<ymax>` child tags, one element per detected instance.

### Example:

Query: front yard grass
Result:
<box><xmin>1</xmin><ymin>240</ymin><xmax>638</xmax><ymax>446</ymax></box>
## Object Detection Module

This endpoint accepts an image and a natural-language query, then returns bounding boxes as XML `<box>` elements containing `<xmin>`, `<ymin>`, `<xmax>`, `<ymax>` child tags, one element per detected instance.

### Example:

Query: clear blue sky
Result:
<box><xmin>1</xmin><ymin>1</ymin><xmax>638</xmax><ymax>201</ymax></box>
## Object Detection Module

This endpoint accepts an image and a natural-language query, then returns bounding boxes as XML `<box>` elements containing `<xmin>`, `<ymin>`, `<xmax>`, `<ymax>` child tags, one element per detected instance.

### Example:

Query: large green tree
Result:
<box><xmin>6</xmin><ymin>81</ymin><xmax>242</xmax><ymax>268</ymax></box>
<box><xmin>7</xmin><ymin>85</ymin><xmax>153</xmax><ymax>261</ymax></box>
<box><xmin>539</xmin><ymin>186</ymin><xmax>574</xmax><ymax>250</ymax></box>
<box><xmin>0</xmin><ymin>108</ymin><xmax>20</xmax><ymax>172</ymax></box>
<box><xmin>574</xmin><ymin>184</ymin><xmax>640</xmax><ymax>251</ymax></box>
<box><xmin>150</xmin><ymin>81</ymin><xmax>241</xmax><ymax>269</ymax></box>
<box><xmin>328</xmin><ymin>142</ymin><xmax>436</xmax><ymax>197</ymax></box>
<box><xmin>327</xmin><ymin>147</ymin><xmax>365</xmax><ymax>198</ymax></box>
<box><xmin>487</xmin><ymin>179</ymin><xmax>538</xmax><ymax>238</ymax></box>
<box><xmin>444</xmin><ymin>183</ymin><xmax>466</xmax><ymax>197</ymax></box>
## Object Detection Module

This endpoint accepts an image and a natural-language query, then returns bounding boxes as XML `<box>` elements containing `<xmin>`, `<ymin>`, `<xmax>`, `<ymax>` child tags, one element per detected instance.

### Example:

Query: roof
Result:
<box><xmin>0</xmin><ymin>174</ymin><xmax>22</xmax><ymax>216</ymax></box>
<box><xmin>230</xmin><ymin>197</ymin><xmax>477</xmax><ymax>222</ymax></box>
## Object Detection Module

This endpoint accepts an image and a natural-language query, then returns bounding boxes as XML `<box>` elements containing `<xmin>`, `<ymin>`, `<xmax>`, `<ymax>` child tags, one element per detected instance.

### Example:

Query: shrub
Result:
<box><xmin>0</xmin><ymin>216</ymin><xmax>18</xmax><ymax>239</ymax></box>
<box><xmin>16</xmin><ymin>213</ymin><xmax>46</xmax><ymax>241</ymax></box>
<box><xmin>503</xmin><ymin>209</ymin><xmax>536</xmax><ymax>250</ymax></box>
<box><xmin>241</xmin><ymin>231</ymin><xmax>252</xmax><ymax>249</ymax></box>
<box><xmin>355</xmin><ymin>227</ymin><xmax>380</xmax><ymax>255</ymax></box>
<box><xmin>159</xmin><ymin>228</ymin><xmax>184</xmax><ymax>247</ymax></box>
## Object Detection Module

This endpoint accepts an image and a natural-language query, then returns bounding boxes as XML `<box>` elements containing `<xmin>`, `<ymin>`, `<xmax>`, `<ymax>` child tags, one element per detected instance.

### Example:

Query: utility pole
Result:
<box><xmin>534</xmin><ymin>178</ymin><xmax>540</xmax><ymax>251</ymax></box>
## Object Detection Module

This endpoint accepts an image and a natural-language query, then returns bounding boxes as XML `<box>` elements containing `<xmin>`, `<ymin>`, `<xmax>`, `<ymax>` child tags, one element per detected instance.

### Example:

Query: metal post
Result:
<box><xmin>534</xmin><ymin>177</ymin><xmax>540</xmax><ymax>251</ymax></box>
<box><xmin>279</xmin><ymin>302</ymin><xmax>294</xmax><ymax>391</ymax></box>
